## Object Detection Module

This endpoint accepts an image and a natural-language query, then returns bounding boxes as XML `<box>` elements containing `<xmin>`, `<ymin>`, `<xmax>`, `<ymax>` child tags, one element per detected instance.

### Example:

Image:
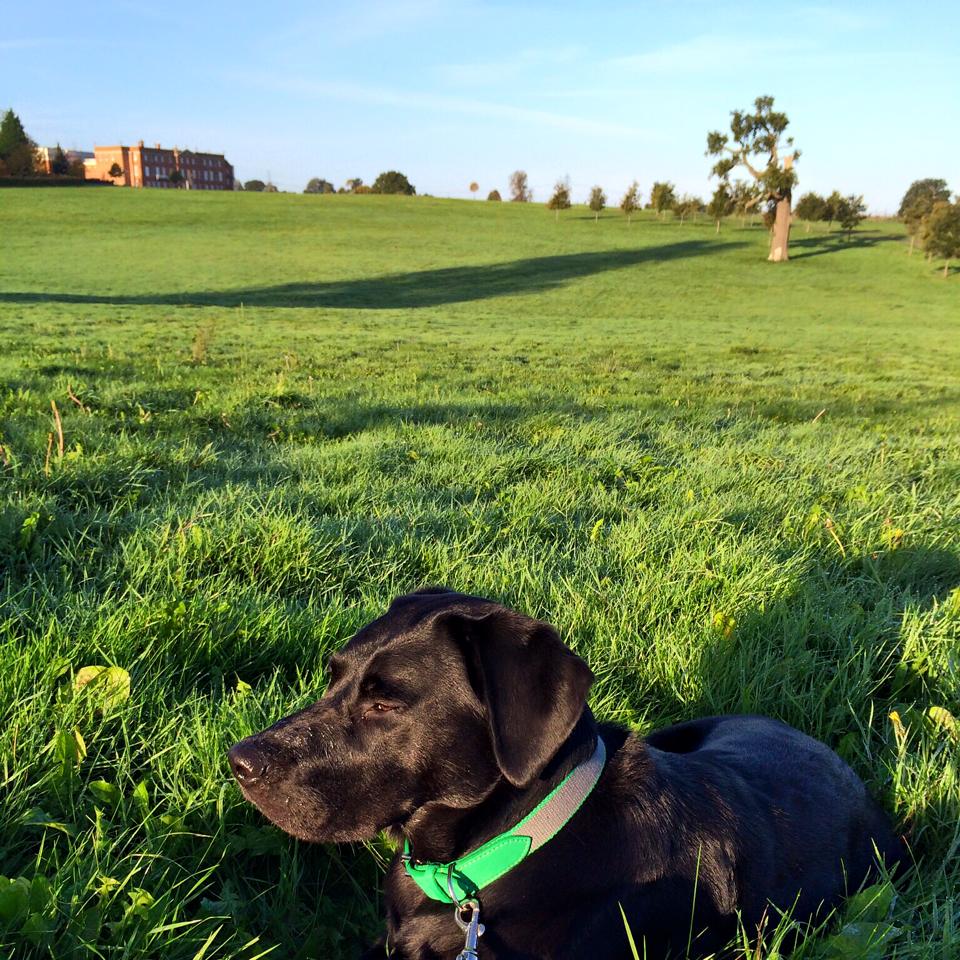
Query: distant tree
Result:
<box><xmin>244</xmin><ymin>179</ymin><xmax>266</xmax><ymax>192</ymax></box>
<box><xmin>901</xmin><ymin>181</ymin><xmax>952</xmax><ymax>254</ymax></box>
<box><xmin>487</xmin><ymin>189</ymin><xmax>502</xmax><ymax>201</ymax></box>
<box><xmin>169</xmin><ymin>169</ymin><xmax>185</xmax><ymax>188</ymax></box>
<box><xmin>707</xmin><ymin>184</ymin><xmax>734</xmax><ymax>232</ymax></box>
<box><xmin>68</xmin><ymin>158</ymin><xmax>85</xmax><ymax>178</ymax></box>
<box><xmin>546</xmin><ymin>178</ymin><xmax>571</xmax><ymax>220</ymax></box>
<box><xmin>898</xmin><ymin>179</ymin><xmax>950</xmax><ymax>219</ymax></box>
<box><xmin>469</xmin><ymin>181</ymin><xmax>479</xmax><ymax>197</ymax></box>
<box><xmin>588</xmin><ymin>185</ymin><xmax>606</xmax><ymax>222</ymax></box>
<box><xmin>49</xmin><ymin>144</ymin><xmax>70</xmax><ymax>175</ymax></box>
<box><xmin>922</xmin><ymin>201</ymin><xmax>960</xmax><ymax>277</ymax></box>
<box><xmin>794</xmin><ymin>192</ymin><xmax>826</xmax><ymax>227</ymax></box>
<box><xmin>822</xmin><ymin>190</ymin><xmax>843</xmax><ymax>228</ymax></box>
<box><xmin>706</xmin><ymin>95</ymin><xmax>799</xmax><ymax>262</ymax></box>
<box><xmin>0</xmin><ymin>108</ymin><xmax>37</xmax><ymax>176</ymax></box>
<box><xmin>343</xmin><ymin>177</ymin><xmax>364</xmax><ymax>193</ymax></box>
<box><xmin>673</xmin><ymin>195</ymin><xmax>697</xmax><ymax>225</ymax></box>
<box><xmin>304</xmin><ymin>177</ymin><xmax>335</xmax><ymax>194</ymax></box>
<box><xmin>372</xmin><ymin>170</ymin><xmax>416</xmax><ymax>195</ymax></box>
<box><xmin>649</xmin><ymin>181</ymin><xmax>675</xmax><ymax>218</ymax></box>
<box><xmin>264</xmin><ymin>182</ymin><xmax>279</xmax><ymax>193</ymax></box>
<box><xmin>730</xmin><ymin>179</ymin><xmax>762</xmax><ymax>225</ymax></box>
<box><xmin>509</xmin><ymin>170</ymin><xmax>531</xmax><ymax>203</ymax></box>
<box><xmin>108</xmin><ymin>162</ymin><xmax>124</xmax><ymax>179</ymax></box>
<box><xmin>835</xmin><ymin>194</ymin><xmax>867</xmax><ymax>238</ymax></box>
<box><xmin>620</xmin><ymin>181</ymin><xmax>640</xmax><ymax>223</ymax></box>
<box><xmin>0</xmin><ymin>110</ymin><xmax>28</xmax><ymax>157</ymax></box>
<box><xmin>234</xmin><ymin>180</ymin><xmax>244</xmax><ymax>191</ymax></box>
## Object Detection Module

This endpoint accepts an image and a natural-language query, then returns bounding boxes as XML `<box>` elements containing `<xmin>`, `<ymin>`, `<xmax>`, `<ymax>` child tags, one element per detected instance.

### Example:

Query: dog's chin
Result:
<box><xmin>239</xmin><ymin>784</ymin><xmax>383</xmax><ymax>844</ymax></box>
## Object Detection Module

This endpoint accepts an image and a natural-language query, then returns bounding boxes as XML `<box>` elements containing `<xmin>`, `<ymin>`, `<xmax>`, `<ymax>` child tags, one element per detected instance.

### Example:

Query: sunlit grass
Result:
<box><xmin>1</xmin><ymin>189</ymin><xmax>958</xmax><ymax>957</ymax></box>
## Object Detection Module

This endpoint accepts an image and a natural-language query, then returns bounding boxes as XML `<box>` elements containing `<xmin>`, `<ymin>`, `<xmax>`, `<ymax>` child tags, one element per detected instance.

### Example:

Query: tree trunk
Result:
<box><xmin>945</xmin><ymin>259</ymin><xmax>951</xmax><ymax>279</ymax></box>
<box><xmin>715</xmin><ymin>219</ymin><xmax>721</xmax><ymax>234</ymax></box>
<box><xmin>768</xmin><ymin>196</ymin><xmax>792</xmax><ymax>262</ymax></box>
<box><xmin>595</xmin><ymin>211</ymin><xmax>598</xmax><ymax>223</ymax></box>
<box><xmin>909</xmin><ymin>235</ymin><xmax>915</xmax><ymax>255</ymax></box>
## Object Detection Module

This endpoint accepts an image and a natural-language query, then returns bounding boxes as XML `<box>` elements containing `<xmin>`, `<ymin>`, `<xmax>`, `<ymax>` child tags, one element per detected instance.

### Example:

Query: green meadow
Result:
<box><xmin>1</xmin><ymin>188</ymin><xmax>958</xmax><ymax>958</ymax></box>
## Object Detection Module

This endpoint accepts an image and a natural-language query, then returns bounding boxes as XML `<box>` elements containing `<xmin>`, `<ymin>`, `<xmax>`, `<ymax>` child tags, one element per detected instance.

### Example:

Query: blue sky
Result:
<box><xmin>3</xmin><ymin>1</ymin><xmax>956</xmax><ymax>212</ymax></box>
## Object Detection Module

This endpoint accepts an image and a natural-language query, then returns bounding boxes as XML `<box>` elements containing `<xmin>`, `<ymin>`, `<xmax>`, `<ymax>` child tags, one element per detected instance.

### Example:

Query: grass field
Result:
<box><xmin>1</xmin><ymin>188</ymin><xmax>958</xmax><ymax>959</ymax></box>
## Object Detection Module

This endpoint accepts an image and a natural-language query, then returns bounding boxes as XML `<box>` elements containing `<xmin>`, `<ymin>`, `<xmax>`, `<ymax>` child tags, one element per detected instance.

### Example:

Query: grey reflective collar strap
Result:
<box><xmin>517</xmin><ymin>735</ymin><xmax>607</xmax><ymax>854</ymax></box>
<box><xmin>403</xmin><ymin>736</ymin><xmax>607</xmax><ymax>904</ymax></box>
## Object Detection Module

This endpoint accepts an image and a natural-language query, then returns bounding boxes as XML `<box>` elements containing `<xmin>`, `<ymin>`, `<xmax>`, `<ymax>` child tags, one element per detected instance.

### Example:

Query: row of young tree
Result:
<box><xmin>539</xmin><ymin>178</ymin><xmax>717</xmax><ymax>226</ymax></box>
<box><xmin>532</xmin><ymin>177</ymin><xmax>867</xmax><ymax>237</ymax></box>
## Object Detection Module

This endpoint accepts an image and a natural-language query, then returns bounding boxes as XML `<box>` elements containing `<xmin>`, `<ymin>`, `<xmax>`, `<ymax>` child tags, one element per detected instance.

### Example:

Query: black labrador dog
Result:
<box><xmin>229</xmin><ymin>589</ymin><xmax>903</xmax><ymax>959</ymax></box>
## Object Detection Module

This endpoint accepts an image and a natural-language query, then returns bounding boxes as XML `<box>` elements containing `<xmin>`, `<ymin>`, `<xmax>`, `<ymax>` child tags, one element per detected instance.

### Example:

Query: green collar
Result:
<box><xmin>402</xmin><ymin>736</ymin><xmax>606</xmax><ymax>904</ymax></box>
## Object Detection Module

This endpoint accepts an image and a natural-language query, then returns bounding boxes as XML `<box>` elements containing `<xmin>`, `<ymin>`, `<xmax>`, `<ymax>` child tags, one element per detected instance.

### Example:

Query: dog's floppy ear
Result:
<box><xmin>442</xmin><ymin>607</ymin><xmax>593</xmax><ymax>787</ymax></box>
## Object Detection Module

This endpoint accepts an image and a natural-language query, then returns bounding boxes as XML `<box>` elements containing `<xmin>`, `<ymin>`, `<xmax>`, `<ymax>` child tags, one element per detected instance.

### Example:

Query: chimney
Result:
<box><xmin>155</xmin><ymin>142</ymin><xmax>161</xmax><ymax>149</ymax></box>
<box><xmin>138</xmin><ymin>140</ymin><xmax>144</xmax><ymax>148</ymax></box>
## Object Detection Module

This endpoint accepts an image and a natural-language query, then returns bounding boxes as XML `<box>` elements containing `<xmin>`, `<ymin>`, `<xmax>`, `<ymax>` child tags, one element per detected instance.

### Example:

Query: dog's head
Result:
<box><xmin>228</xmin><ymin>588</ymin><xmax>593</xmax><ymax>842</ymax></box>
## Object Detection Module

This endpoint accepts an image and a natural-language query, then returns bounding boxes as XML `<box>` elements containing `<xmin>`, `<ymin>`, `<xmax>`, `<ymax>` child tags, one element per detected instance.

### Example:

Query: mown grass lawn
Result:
<box><xmin>1</xmin><ymin>188</ymin><xmax>958</xmax><ymax>958</ymax></box>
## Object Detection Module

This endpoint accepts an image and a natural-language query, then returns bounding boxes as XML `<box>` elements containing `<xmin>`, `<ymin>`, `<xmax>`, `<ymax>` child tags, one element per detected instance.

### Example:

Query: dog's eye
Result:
<box><xmin>363</xmin><ymin>701</ymin><xmax>398</xmax><ymax>718</ymax></box>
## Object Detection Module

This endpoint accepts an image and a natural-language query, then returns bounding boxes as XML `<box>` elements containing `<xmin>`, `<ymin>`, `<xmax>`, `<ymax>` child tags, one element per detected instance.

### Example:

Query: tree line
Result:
<box><xmin>793</xmin><ymin>191</ymin><xmax>866</xmax><ymax>235</ymax></box>
<box><xmin>293</xmin><ymin>171</ymin><xmax>416</xmax><ymax>195</ymax></box>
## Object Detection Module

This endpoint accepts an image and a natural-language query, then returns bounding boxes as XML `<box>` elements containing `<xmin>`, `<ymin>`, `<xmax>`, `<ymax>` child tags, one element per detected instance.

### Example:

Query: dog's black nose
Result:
<box><xmin>229</xmin><ymin>742</ymin><xmax>269</xmax><ymax>784</ymax></box>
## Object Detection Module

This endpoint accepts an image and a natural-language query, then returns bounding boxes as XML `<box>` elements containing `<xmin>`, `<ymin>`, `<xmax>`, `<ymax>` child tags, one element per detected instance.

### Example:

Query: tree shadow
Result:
<box><xmin>789</xmin><ymin>230</ymin><xmax>903</xmax><ymax>260</ymax></box>
<box><xmin>0</xmin><ymin>241</ymin><xmax>742</xmax><ymax>310</ymax></box>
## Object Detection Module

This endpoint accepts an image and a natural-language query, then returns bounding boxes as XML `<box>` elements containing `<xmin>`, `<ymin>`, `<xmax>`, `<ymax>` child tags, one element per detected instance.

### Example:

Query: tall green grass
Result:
<box><xmin>1</xmin><ymin>189</ymin><xmax>958</xmax><ymax>957</ymax></box>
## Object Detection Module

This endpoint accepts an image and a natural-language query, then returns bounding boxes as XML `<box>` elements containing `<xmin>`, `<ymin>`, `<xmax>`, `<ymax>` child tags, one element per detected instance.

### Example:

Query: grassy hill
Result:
<box><xmin>1</xmin><ymin>188</ymin><xmax>958</xmax><ymax>958</ymax></box>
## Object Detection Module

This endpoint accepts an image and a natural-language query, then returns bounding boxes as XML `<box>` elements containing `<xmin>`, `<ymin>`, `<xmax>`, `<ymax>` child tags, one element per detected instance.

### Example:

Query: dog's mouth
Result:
<box><xmin>228</xmin><ymin>739</ymin><xmax>373</xmax><ymax>843</ymax></box>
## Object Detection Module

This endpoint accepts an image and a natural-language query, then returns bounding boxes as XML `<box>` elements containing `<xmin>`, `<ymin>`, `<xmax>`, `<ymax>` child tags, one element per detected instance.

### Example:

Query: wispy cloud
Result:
<box><xmin>605</xmin><ymin>34</ymin><xmax>803</xmax><ymax>75</ymax></box>
<box><xmin>436</xmin><ymin>44</ymin><xmax>587</xmax><ymax>86</ymax></box>
<box><xmin>794</xmin><ymin>5</ymin><xmax>874</xmax><ymax>32</ymax></box>
<box><xmin>267</xmin><ymin>0</ymin><xmax>464</xmax><ymax>47</ymax></box>
<box><xmin>226</xmin><ymin>71</ymin><xmax>659</xmax><ymax>141</ymax></box>
<box><xmin>0</xmin><ymin>37</ymin><xmax>68</xmax><ymax>51</ymax></box>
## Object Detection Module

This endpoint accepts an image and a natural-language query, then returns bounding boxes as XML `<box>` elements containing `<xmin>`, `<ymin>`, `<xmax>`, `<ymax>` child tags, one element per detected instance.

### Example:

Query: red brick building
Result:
<box><xmin>84</xmin><ymin>141</ymin><xmax>234</xmax><ymax>190</ymax></box>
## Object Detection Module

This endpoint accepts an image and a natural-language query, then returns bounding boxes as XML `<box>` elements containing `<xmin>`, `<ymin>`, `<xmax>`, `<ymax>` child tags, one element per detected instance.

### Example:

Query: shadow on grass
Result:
<box><xmin>789</xmin><ymin>230</ymin><xmax>903</xmax><ymax>260</ymax></box>
<box><xmin>0</xmin><ymin>241</ymin><xmax>742</xmax><ymax>310</ymax></box>
<box><xmin>684</xmin><ymin>544</ymin><xmax>960</xmax><ymax>860</ymax></box>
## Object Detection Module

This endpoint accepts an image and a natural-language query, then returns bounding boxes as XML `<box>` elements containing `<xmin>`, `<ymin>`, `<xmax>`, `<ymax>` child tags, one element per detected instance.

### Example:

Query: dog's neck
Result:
<box><xmin>401</xmin><ymin>709</ymin><xmax>600</xmax><ymax>865</ymax></box>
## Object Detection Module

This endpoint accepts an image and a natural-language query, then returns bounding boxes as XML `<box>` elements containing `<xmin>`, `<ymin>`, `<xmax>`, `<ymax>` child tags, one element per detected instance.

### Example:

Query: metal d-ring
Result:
<box><xmin>446</xmin><ymin>861</ymin><xmax>463</xmax><ymax>910</ymax></box>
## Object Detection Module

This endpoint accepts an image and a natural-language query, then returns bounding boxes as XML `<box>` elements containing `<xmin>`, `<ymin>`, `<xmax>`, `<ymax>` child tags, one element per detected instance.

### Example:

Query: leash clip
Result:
<box><xmin>453</xmin><ymin>898</ymin><xmax>484</xmax><ymax>960</ymax></box>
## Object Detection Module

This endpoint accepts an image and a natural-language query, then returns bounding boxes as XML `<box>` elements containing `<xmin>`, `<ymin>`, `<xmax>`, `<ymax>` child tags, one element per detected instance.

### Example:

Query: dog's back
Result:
<box><xmin>644</xmin><ymin>715</ymin><xmax>903</xmax><ymax>932</ymax></box>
